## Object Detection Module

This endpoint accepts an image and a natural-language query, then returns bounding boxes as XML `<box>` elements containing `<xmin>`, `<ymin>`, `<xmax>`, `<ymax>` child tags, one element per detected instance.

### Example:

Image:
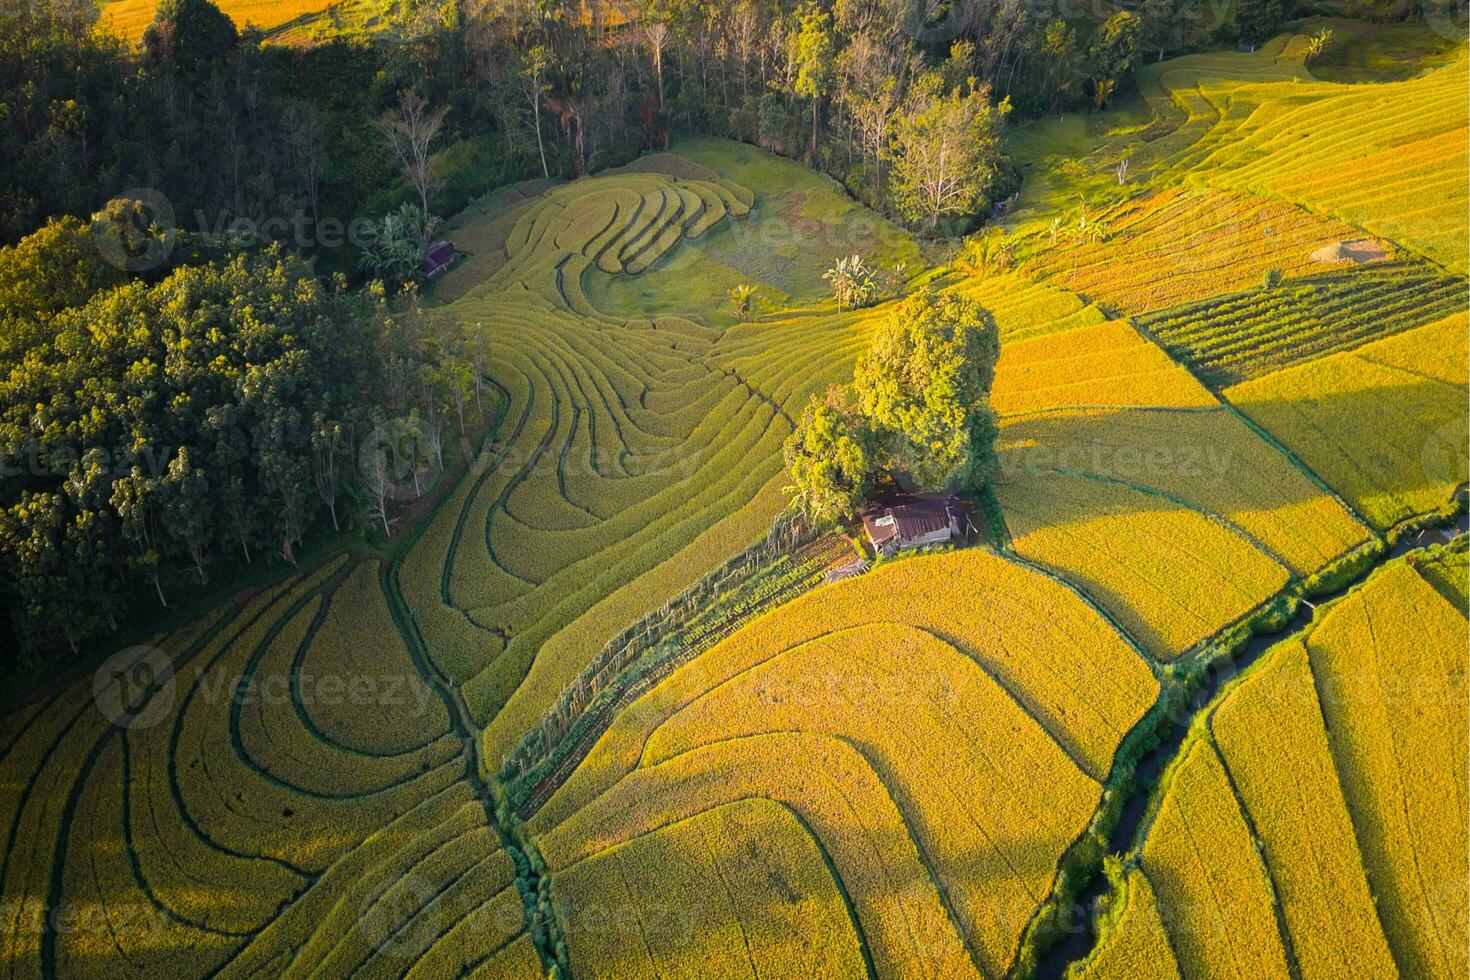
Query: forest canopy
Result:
<box><xmin>0</xmin><ymin>212</ymin><xmax>475</xmax><ymax>660</ymax></box>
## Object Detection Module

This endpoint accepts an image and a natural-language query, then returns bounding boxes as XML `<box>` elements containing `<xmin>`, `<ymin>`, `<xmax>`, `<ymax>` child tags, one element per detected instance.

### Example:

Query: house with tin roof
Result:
<box><xmin>860</xmin><ymin>495</ymin><xmax>969</xmax><ymax>557</ymax></box>
<box><xmin>421</xmin><ymin>240</ymin><xmax>456</xmax><ymax>278</ymax></box>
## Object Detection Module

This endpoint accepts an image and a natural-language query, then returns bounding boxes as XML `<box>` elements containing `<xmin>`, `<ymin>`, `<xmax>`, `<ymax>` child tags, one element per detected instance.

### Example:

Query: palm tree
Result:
<box><xmin>1305</xmin><ymin>28</ymin><xmax>1334</xmax><ymax>63</ymax></box>
<box><xmin>729</xmin><ymin>284</ymin><xmax>758</xmax><ymax>320</ymax></box>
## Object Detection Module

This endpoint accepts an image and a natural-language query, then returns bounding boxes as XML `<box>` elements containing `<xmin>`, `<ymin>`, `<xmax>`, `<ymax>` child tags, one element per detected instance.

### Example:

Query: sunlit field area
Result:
<box><xmin>1</xmin><ymin>2</ymin><xmax>1466</xmax><ymax>977</ymax></box>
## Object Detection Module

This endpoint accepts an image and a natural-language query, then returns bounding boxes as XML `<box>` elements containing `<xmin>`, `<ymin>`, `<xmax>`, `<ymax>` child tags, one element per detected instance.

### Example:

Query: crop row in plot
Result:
<box><xmin>0</xmin><ymin>557</ymin><xmax>530</xmax><ymax>977</ymax></box>
<box><xmin>1137</xmin><ymin>260</ymin><xmax>1467</xmax><ymax>387</ymax></box>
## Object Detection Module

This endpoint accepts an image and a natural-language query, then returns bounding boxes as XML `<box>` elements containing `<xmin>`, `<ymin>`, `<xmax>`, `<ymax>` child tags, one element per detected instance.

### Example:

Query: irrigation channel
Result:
<box><xmin>1036</xmin><ymin>508</ymin><xmax>1469</xmax><ymax>979</ymax></box>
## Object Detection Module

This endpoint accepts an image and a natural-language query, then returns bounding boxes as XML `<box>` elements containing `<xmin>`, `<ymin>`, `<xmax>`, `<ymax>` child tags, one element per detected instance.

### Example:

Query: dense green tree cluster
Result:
<box><xmin>0</xmin><ymin>215</ymin><xmax>476</xmax><ymax>661</ymax></box>
<box><xmin>599</xmin><ymin>0</ymin><xmax>1213</xmax><ymax>226</ymax></box>
<box><xmin>784</xmin><ymin>289</ymin><xmax>999</xmax><ymax>525</ymax></box>
<box><xmin>0</xmin><ymin>0</ymin><xmax>532</xmax><ymax>265</ymax></box>
<box><xmin>1</xmin><ymin>0</ymin><xmax>1293</xmax><ymax>252</ymax></box>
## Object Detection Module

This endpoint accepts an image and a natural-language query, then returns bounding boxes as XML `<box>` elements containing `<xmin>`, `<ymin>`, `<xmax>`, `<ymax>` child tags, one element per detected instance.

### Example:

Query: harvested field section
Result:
<box><xmin>1201</xmin><ymin>57</ymin><xmax>1470</xmax><ymax>273</ymax></box>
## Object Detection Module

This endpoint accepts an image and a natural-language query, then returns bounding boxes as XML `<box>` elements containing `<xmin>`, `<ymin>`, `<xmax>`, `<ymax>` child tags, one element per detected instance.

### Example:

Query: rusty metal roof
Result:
<box><xmin>862</xmin><ymin>497</ymin><xmax>957</xmax><ymax>547</ymax></box>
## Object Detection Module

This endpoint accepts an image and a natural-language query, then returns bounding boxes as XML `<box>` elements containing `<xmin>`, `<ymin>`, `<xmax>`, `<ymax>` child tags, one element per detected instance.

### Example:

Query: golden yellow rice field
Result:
<box><xmin>529</xmin><ymin>548</ymin><xmax>1158</xmax><ymax>977</ymax></box>
<box><xmin>990</xmin><ymin>317</ymin><xmax>1371</xmax><ymax>659</ymax></box>
<box><xmin>1138</xmin><ymin>738</ymin><xmax>1292</xmax><ymax>978</ymax></box>
<box><xmin>1304</xmin><ymin>561</ymin><xmax>1469</xmax><ymax>979</ymax></box>
<box><xmin>998</xmin><ymin>469</ymin><xmax>1290</xmax><ymax>657</ymax></box>
<box><xmin>101</xmin><ymin>0</ymin><xmax>335</xmax><ymax>43</ymax></box>
<box><xmin>992</xmin><ymin>320</ymin><xmax>1218</xmax><ymax>416</ymax></box>
<box><xmin>1210</xmin><ymin>641</ymin><xmax>1396</xmax><ymax>978</ymax></box>
<box><xmin>1124</xmin><ymin>553</ymin><xmax>1468</xmax><ymax>980</ymax></box>
<box><xmin>1071</xmin><ymin>867</ymin><xmax>1180</xmax><ymax>980</ymax></box>
<box><xmin>0</xmin><ymin>558</ymin><xmax>533</xmax><ymax>979</ymax></box>
<box><xmin>552</xmin><ymin>799</ymin><xmax>866</xmax><ymax>978</ymax></box>
<box><xmin>1027</xmin><ymin>188</ymin><xmax>1377</xmax><ymax>316</ymax></box>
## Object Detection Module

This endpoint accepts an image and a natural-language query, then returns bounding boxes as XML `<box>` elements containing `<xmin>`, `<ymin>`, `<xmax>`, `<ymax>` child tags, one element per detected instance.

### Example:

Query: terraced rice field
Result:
<box><xmin>402</xmin><ymin>140</ymin><xmax>936</xmax><ymax>778</ymax></box>
<box><xmin>3</xmin><ymin>27</ymin><xmax>1467</xmax><ymax>971</ymax></box>
<box><xmin>1226</xmin><ymin>311</ymin><xmax>1469</xmax><ymax>529</ymax></box>
<box><xmin>1091</xmin><ymin>553</ymin><xmax>1468</xmax><ymax>980</ymax></box>
<box><xmin>1197</xmin><ymin>56</ymin><xmax>1470</xmax><ymax>273</ymax></box>
<box><xmin>584</xmin><ymin>139</ymin><xmax>925</xmax><ymax>319</ymax></box>
<box><xmin>991</xmin><ymin>319</ymin><xmax>1369</xmax><ymax>659</ymax></box>
<box><xmin>1004</xmin><ymin>34</ymin><xmax>1468</xmax><ymax>273</ymax></box>
<box><xmin>947</xmin><ymin>271</ymin><xmax>1110</xmax><ymax>342</ymax></box>
<box><xmin>1137</xmin><ymin>259</ymin><xmax>1467</xmax><ymax>386</ymax></box>
<box><xmin>526</xmin><ymin>548</ymin><xmax>1158</xmax><ymax>978</ymax></box>
<box><xmin>552</xmin><ymin>799</ymin><xmax>866</xmax><ymax>977</ymax></box>
<box><xmin>402</xmin><ymin>164</ymin><xmax>785</xmax><ymax>760</ymax></box>
<box><xmin>0</xmin><ymin>557</ymin><xmax>539</xmax><ymax>978</ymax></box>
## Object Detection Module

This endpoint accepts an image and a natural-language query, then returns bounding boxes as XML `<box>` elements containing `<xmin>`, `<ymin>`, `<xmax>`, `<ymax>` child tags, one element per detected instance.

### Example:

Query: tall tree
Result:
<box><xmin>838</xmin><ymin>31</ymin><xmax>913</xmax><ymax>201</ymax></box>
<box><xmin>784</xmin><ymin>387</ymin><xmax>877</xmax><ymax>526</ymax></box>
<box><xmin>160</xmin><ymin>448</ymin><xmax>213</xmax><ymax>583</ymax></box>
<box><xmin>643</xmin><ymin>20</ymin><xmax>670</xmax><ymax>109</ymax></box>
<box><xmin>375</xmin><ymin>90</ymin><xmax>449</xmax><ymax>217</ymax></box>
<box><xmin>144</xmin><ymin>0</ymin><xmax>238</xmax><ymax>74</ymax></box>
<box><xmin>852</xmin><ymin>289</ymin><xmax>1000</xmax><ymax>490</ymax></box>
<box><xmin>519</xmin><ymin>45</ymin><xmax>554</xmax><ymax>179</ymax></box>
<box><xmin>283</xmin><ymin>103</ymin><xmax>327</xmax><ymax>227</ymax></box>
<box><xmin>889</xmin><ymin>73</ymin><xmax>1010</xmax><ymax>230</ymax></box>
<box><xmin>1234</xmin><ymin>0</ymin><xmax>1289</xmax><ymax>43</ymax></box>
<box><xmin>1039</xmin><ymin>19</ymin><xmax>1081</xmax><ymax>112</ymax></box>
<box><xmin>1088</xmin><ymin>10</ymin><xmax>1142</xmax><ymax>107</ymax></box>
<box><xmin>791</xmin><ymin>2</ymin><xmax>835</xmax><ymax>157</ymax></box>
